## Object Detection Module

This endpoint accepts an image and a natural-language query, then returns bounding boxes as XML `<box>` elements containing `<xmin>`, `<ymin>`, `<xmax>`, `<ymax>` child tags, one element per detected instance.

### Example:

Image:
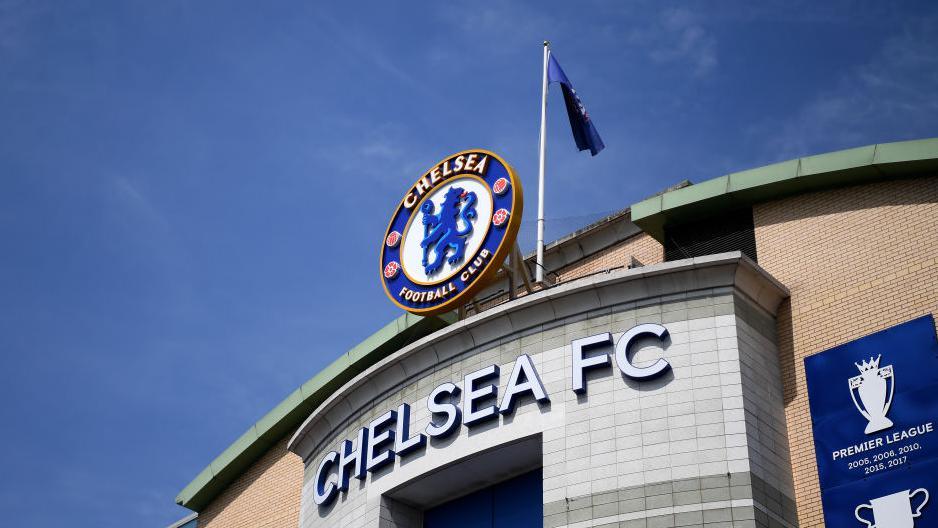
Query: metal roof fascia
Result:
<box><xmin>175</xmin><ymin>312</ymin><xmax>455</xmax><ymax>512</ymax></box>
<box><xmin>631</xmin><ymin>138</ymin><xmax>938</xmax><ymax>241</ymax></box>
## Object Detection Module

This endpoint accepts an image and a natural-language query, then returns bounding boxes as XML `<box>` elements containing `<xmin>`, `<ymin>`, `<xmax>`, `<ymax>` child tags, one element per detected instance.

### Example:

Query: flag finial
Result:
<box><xmin>543</xmin><ymin>40</ymin><xmax>550</xmax><ymax>47</ymax></box>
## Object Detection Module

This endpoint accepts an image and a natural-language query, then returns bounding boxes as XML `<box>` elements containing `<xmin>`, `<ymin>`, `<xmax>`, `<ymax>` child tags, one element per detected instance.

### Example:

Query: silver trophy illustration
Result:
<box><xmin>848</xmin><ymin>354</ymin><xmax>895</xmax><ymax>434</ymax></box>
<box><xmin>855</xmin><ymin>488</ymin><xmax>929</xmax><ymax>528</ymax></box>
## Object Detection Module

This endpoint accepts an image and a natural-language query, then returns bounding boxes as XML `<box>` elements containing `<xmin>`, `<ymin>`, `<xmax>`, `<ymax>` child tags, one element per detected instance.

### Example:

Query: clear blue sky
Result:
<box><xmin>1</xmin><ymin>1</ymin><xmax>936</xmax><ymax>526</ymax></box>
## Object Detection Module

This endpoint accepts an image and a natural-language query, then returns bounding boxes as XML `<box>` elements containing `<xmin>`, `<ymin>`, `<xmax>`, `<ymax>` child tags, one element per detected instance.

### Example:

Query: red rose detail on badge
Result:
<box><xmin>492</xmin><ymin>177</ymin><xmax>509</xmax><ymax>196</ymax></box>
<box><xmin>492</xmin><ymin>208</ymin><xmax>509</xmax><ymax>227</ymax></box>
<box><xmin>383</xmin><ymin>261</ymin><xmax>401</xmax><ymax>279</ymax></box>
<box><xmin>386</xmin><ymin>231</ymin><xmax>401</xmax><ymax>247</ymax></box>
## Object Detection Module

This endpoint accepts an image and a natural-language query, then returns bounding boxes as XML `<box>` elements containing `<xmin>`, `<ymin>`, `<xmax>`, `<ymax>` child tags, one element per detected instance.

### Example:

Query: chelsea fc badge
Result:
<box><xmin>380</xmin><ymin>149</ymin><xmax>523</xmax><ymax>315</ymax></box>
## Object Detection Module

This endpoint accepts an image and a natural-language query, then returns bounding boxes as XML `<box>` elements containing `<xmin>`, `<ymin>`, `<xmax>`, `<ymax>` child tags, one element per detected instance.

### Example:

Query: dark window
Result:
<box><xmin>663</xmin><ymin>207</ymin><xmax>757</xmax><ymax>262</ymax></box>
<box><xmin>424</xmin><ymin>468</ymin><xmax>542</xmax><ymax>528</ymax></box>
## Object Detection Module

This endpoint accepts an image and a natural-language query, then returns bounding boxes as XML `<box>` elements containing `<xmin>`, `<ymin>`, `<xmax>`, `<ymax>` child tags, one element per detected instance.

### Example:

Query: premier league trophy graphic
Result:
<box><xmin>848</xmin><ymin>354</ymin><xmax>895</xmax><ymax>434</ymax></box>
<box><xmin>855</xmin><ymin>488</ymin><xmax>929</xmax><ymax>528</ymax></box>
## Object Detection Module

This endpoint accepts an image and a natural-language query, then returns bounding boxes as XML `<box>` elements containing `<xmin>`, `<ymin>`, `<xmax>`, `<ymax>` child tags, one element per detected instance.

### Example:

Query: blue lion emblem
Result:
<box><xmin>420</xmin><ymin>186</ymin><xmax>478</xmax><ymax>275</ymax></box>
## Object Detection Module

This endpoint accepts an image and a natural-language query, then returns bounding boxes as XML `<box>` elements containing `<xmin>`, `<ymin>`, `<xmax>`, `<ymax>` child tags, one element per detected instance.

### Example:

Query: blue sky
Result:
<box><xmin>1</xmin><ymin>1</ymin><xmax>936</xmax><ymax>526</ymax></box>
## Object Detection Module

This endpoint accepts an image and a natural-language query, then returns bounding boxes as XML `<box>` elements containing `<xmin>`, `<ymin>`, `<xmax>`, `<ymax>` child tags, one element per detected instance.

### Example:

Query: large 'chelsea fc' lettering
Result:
<box><xmin>313</xmin><ymin>324</ymin><xmax>671</xmax><ymax>506</ymax></box>
<box><xmin>571</xmin><ymin>323</ymin><xmax>671</xmax><ymax>393</ymax></box>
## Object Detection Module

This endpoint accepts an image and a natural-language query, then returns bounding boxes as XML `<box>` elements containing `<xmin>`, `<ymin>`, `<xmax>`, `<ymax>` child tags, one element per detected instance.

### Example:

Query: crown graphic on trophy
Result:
<box><xmin>856</xmin><ymin>356</ymin><xmax>882</xmax><ymax>372</ymax></box>
<box><xmin>848</xmin><ymin>354</ymin><xmax>895</xmax><ymax>435</ymax></box>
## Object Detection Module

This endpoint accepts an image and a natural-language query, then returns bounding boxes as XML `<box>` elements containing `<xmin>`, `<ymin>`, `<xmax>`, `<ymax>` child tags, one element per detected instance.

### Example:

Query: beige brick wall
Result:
<box><xmin>197</xmin><ymin>433</ymin><xmax>303</xmax><ymax>528</ymax></box>
<box><xmin>476</xmin><ymin>231</ymin><xmax>663</xmax><ymax>313</ymax></box>
<box><xmin>555</xmin><ymin>232</ymin><xmax>664</xmax><ymax>282</ymax></box>
<box><xmin>753</xmin><ymin>175</ymin><xmax>938</xmax><ymax>527</ymax></box>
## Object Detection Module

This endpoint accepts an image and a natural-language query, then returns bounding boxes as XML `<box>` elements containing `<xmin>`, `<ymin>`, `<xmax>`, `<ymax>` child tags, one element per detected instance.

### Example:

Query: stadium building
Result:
<box><xmin>173</xmin><ymin>138</ymin><xmax>938</xmax><ymax>528</ymax></box>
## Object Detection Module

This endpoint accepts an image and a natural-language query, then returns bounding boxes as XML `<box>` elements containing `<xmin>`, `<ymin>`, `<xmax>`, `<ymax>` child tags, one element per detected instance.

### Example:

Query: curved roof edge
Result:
<box><xmin>175</xmin><ymin>312</ymin><xmax>455</xmax><ymax>512</ymax></box>
<box><xmin>631</xmin><ymin>138</ymin><xmax>938</xmax><ymax>241</ymax></box>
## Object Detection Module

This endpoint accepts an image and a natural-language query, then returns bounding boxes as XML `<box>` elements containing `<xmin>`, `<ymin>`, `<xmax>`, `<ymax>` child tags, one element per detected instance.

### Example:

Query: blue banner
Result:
<box><xmin>805</xmin><ymin>314</ymin><xmax>938</xmax><ymax>527</ymax></box>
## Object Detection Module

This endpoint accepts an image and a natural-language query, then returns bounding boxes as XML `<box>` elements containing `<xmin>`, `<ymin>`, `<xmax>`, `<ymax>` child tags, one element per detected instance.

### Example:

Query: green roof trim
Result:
<box><xmin>175</xmin><ymin>311</ymin><xmax>456</xmax><ymax>512</ymax></box>
<box><xmin>631</xmin><ymin>138</ymin><xmax>938</xmax><ymax>240</ymax></box>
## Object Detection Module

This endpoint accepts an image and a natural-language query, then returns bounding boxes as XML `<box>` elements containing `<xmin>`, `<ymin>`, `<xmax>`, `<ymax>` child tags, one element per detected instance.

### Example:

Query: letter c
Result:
<box><xmin>614</xmin><ymin>323</ymin><xmax>671</xmax><ymax>380</ymax></box>
<box><xmin>314</xmin><ymin>451</ymin><xmax>339</xmax><ymax>506</ymax></box>
<box><xmin>403</xmin><ymin>192</ymin><xmax>417</xmax><ymax>209</ymax></box>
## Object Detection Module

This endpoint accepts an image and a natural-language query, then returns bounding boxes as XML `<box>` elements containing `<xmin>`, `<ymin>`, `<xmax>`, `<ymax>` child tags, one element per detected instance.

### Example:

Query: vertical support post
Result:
<box><xmin>514</xmin><ymin>243</ymin><xmax>535</xmax><ymax>294</ymax></box>
<box><xmin>506</xmin><ymin>260</ymin><xmax>516</xmax><ymax>301</ymax></box>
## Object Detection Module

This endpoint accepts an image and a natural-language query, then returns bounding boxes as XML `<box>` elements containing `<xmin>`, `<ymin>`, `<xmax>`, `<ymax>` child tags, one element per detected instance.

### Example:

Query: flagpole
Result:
<box><xmin>536</xmin><ymin>40</ymin><xmax>550</xmax><ymax>284</ymax></box>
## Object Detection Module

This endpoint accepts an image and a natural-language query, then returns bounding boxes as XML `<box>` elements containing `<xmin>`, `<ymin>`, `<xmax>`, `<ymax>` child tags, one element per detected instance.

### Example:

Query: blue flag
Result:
<box><xmin>547</xmin><ymin>53</ymin><xmax>605</xmax><ymax>156</ymax></box>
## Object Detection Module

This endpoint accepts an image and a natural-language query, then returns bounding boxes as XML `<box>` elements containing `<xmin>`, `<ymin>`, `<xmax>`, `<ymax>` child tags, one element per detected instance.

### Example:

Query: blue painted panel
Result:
<box><xmin>493</xmin><ymin>468</ymin><xmax>542</xmax><ymax>528</ymax></box>
<box><xmin>424</xmin><ymin>486</ymin><xmax>492</xmax><ymax>528</ymax></box>
<box><xmin>424</xmin><ymin>468</ymin><xmax>542</xmax><ymax>528</ymax></box>
<box><xmin>805</xmin><ymin>314</ymin><xmax>938</xmax><ymax>527</ymax></box>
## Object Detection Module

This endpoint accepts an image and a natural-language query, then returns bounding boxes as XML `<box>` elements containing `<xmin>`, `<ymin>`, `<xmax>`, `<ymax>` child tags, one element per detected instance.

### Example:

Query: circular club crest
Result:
<box><xmin>380</xmin><ymin>149</ymin><xmax>523</xmax><ymax>315</ymax></box>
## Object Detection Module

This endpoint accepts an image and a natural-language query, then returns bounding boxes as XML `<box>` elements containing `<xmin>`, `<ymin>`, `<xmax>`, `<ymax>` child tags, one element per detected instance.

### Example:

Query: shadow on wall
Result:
<box><xmin>755</xmin><ymin>176</ymin><xmax>938</xmax><ymax>227</ymax></box>
<box><xmin>775</xmin><ymin>299</ymin><xmax>797</xmax><ymax>406</ymax></box>
<box><xmin>757</xmin><ymin>175</ymin><xmax>938</xmax><ymax>407</ymax></box>
<box><xmin>622</xmin><ymin>367</ymin><xmax>675</xmax><ymax>392</ymax></box>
